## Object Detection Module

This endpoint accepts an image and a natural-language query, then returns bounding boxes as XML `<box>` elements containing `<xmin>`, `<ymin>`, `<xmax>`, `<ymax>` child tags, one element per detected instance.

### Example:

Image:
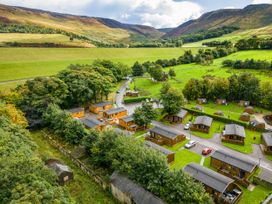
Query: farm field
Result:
<box><xmin>0</xmin><ymin>47</ymin><xmax>196</xmax><ymax>82</ymax></box>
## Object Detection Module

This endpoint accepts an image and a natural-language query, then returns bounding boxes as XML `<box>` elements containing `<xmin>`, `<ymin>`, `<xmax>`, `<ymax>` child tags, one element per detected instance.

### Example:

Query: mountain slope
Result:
<box><xmin>165</xmin><ymin>4</ymin><xmax>272</xmax><ymax>38</ymax></box>
<box><xmin>0</xmin><ymin>4</ymin><xmax>163</xmax><ymax>43</ymax></box>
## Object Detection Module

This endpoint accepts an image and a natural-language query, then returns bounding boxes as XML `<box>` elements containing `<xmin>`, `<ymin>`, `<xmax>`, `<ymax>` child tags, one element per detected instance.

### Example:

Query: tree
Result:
<box><xmin>133</xmin><ymin>102</ymin><xmax>156</xmax><ymax>129</ymax></box>
<box><xmin>261</xmin><ymin>82</ymin><xmax>272</xmax><ymax>110</ymax></box>
<box><xmin>148</xmin><ymin>64</ymin><xmax>164</xmax><ymax>81</ymax></box>
<box><xmin>161</xmin><ymin>87</ymin><xmax>185</xmax><ymax>115</ymax></box>
<box><xmin>168</xmin><ymin>68</ymin><xmax>176</xmax><ymax>78</ymax></box>
<box><xmin>183</xmin><ymin>78</ymin><xmax>202</xmax><ymax>100</ymax></box>
<box><xmin>132</xmin><ymin>61</ymin><xmax>144</xmax><ymax>76</ymax></box>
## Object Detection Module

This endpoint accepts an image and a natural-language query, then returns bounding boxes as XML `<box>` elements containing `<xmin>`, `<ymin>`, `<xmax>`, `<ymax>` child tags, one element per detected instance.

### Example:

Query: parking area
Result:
<box><xmin>189</xmin><ymin>142</ymin><xmax>215</xmax><ymax>157</ymax></box>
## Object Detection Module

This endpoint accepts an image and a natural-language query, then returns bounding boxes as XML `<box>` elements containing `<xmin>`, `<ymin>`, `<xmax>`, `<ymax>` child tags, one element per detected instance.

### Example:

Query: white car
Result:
<box><xmin>184</xmin><ymin>140</ymin><xmax>197</xmax><ymax>149</ymax></box>
<box><xmin>184</xmin><ymin>123</ymin><xmax>191</xmax><ymax>130</ymax></box>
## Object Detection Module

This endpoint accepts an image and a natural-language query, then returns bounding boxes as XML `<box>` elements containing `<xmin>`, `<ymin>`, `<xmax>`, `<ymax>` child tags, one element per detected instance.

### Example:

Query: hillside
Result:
<box><xmin>0</xmin><ymin>4</ymin><xmax>163</xmax><ymax>44</ymax></box>
<box><xmin>165</xmin><ymin>4</ymin><xmax>272</xmax><ymax>38</ymax></box>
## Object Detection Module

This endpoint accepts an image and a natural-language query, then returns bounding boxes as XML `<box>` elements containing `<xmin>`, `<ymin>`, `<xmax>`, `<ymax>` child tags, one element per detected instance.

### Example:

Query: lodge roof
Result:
<box><xmin>262</xmin><ymin>133</ymin><xmax>272</xmax><ymax>146</ymax></box>
<box><xmin>176</xmin><ymin>109</ymin><xmax>188</xmax><ymax>118</ymax></box>
<box><xmin>184</xmin><ymin>162</ymin><xmax>234</xmax><ymax>193</ymax></box>
<box><xmin>110</xmin><ymin>171</ymin><xmax>167</xmax><ymax>204</ymax></box>
<box><xmin>212</xmin><ymin>150</ymin><xmax>257</xmax><ymax>172</ymax></box>
<box><xmin>47</xmin><ymin>160</ymin><xmax>72</xmax><ymax>176</ymax></box>
<box><xmin>81</xmin><ymin>118</ymin><xmax>104</xmax><ymax>128</ymax></box>
<box><xmin>145</xmin><ymin>141</ymin><xmax>174</xmax><ymax>156</ymax></box>
<box><xmin>120</xmin><ymin>115</ymin><xmax>134</xmax><ymax>123</ymax></box>
<box><xmin>105</xmin><ymin>107</ymin><xmax>127</xmax><ymax>115</ymax></box>
<box><xmin>92</xmin><ymin>101</ymin><xmax>112</xmax><ymax>107</ymax></box>
<box><xmin>224</xmin><ymin>124</ymin><xmax>246</xmax><ymax>138</ymax></box>
<box><xmin>150</xmin><ymin>126</ymin><xmax>183</xmax><ymax>139</ymax></box>
<box><xmin>67</xmin><ymin>107</ymin><xmax>84</xmax><ymax>113</ymax></box>
<box><xmin>193</xmin><ymin>116</ymin><xmax>213</xmax><ymax>127</ymax></box>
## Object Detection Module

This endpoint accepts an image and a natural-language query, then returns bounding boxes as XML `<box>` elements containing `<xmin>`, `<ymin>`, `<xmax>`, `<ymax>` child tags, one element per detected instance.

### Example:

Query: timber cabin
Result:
<box><xmin>244</xmin><ymin>106</ymin><xmax>254</xmax><ymax>114</ymax></box>
<box><xmin>222</xmin><ymin>124</ymin><xmax>246</xmax><ymax>145</ymax></box>
<box><xmin>191</xmin><ymin>116</ymin><xmax>213</xmax><ymax>133</ymax></box>
<box><xmin>239</xmin><ymin>112</ymin><xmax>250</xmax><ymax>122</ymax></box>
<box><xmin>110</xmin><ymin>171</ymin><xmax>167</xmax><ymax>204</ymax></box>
<box><xmin>197</xmin><ymin>98</ymin><xmax>208</xmax><ymax>105</ymax></box>
<box><xmin>239</xmin><ymin>100</ymin><xmax>250</xmax><ymax>107</ymax></box>
<box><xmin>67</xmin><ymin>107</ymin><xmax>85</xmax><ymax>118</ymax></box>
<box><xmin>89</xmin><ymin>101</ymin><xmax>113</xmax><ymax>114</ymax></box>
<box><xmin>146</xmin><ymin>126</ymin><xmax>185</xmax><ymax>146</ymax></box>
<box><xmin>164</xmin><ymin>109</ymin><xmax>188</xmax><ymax>123</ymax></box>
<box><xmin>184</xmin><ymin>163</ymin><xmax>242</xmax><ymax>204</ymax></box>
<box><xmin>119</xmin><ymin>115</ymin><xmax>137</xmax><ymax>131</ymax></box>
<box><xmin>125</xmin><ymin>90</ymin><xmax>139</xmax><ymax>97</ymax></box>
<box><xmin>249</xmin><ymin>120</ymin><xmax>265</xmax><ymax>130</ymax></box>
<box><xmin>262</xmin><ymin>133</ymin><xmax>272</xmax><ymax>154</ymax></box>
<box><xmin>214</xmin><ymin>110</ymin><xmax>224</xmax><ymax>116</ymax></box>
<box><xmin>81</xmin><ymin>118</ymin><xmax>106</xmax><ymax>131</ymax></box>
<box><xmin>216</xmin><ymin>99</ymin><xmax>227</xmax><ymax>105</ymax></box>
<box><xmin>145</xmin><ymin>141</ymin><xmax>175</xmax><ymax>163</ymax></box>
<box><xmin>264</xmin><ymin>113</ymin><xmax>272</xmax><ymax>125</ymax></box>
<box><xmin>46</xmin><ymin>159</ymin><xmax>73</xmax><ymax>186</ymax></box>
<box><xmin>211</xmin><ymin>150</ymin><xmax>258</xmax><ymax>187</ymax></box>
<box><xmin>103</xmin><ymin>107</ymin><xmax>128</xmax><ymax>124</ymax></box>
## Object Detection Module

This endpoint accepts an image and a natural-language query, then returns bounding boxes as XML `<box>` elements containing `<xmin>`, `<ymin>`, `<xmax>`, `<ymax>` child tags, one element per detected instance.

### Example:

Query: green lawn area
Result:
<box><xmin>192</xmin><ymin>119</ymin><xmax>225</xmax><ymax>139</ymax></box>
<box><xmin>222</xmin><ymin>129</ymin><xmax>261</xmax><ymax>154</ymax></box>
<box><xmin>266</xmin><ymin>155</ymin><xmax>272</xmax><ymax>161</ymax></box>
<box><xmin>30</xmin><ymin>131</ymin><xmax>117</xmax><ymax>204</ymax></box>
<box><xmin>170</xmin><ymin>149</ymin><xmax>202</xmax><ymax>170</ymax></box>
<box><xmin>239</xmin><ymin>185</ymin><xmax>271</xmax><ymax>204</ymax></box>
<box><xmin>165</xmin><ymin>139</ymin><xmax>189</xmax><ymax>152</ymax></box>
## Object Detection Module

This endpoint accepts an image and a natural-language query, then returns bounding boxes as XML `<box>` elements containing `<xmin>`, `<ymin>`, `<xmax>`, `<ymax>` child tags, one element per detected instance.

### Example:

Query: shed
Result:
<box><xmin>262</xmin><ymin>133</ymin><xmax>272</xmax><ymax>154</ymax></box>
<box><xmin>214</xmin><ymin>110</ymin><xmax>224</xmax><ymax>116</ymax></box>
<box><xmin>81</xmin><ymin>118</ymin><xmax>106</xmax><ymax>131</ymax></box>
<box><xmin>197</xmin><ymin>98</ymin><xmax>207</xmax><ymax>105</ymax></box>
<box><xmin>222</xmin><ymin>124</ymin><xmax>246</xmax><ymax>145</ymax></box>
<box><xmin>195</xmin><ymin>105</ymin><xmax>203</xmax><ymax>111</ymax></box>
<box><xmin>145</xmin><ymin>141</ymin><xmax>175</xmax><ymax>163</ymax></box>
<box><xmin>46</xmin><ymin>159</ymin><xmax>73</xmax><ymax>185</ymax></box>
<box><xmin>110</xmin><ymin>171</ymin><xmax>167</xmax><ymax>204</ymax></box>
<box><xmin>244</xmin><ymin>106</ymin><xmax>254</xmax><ymax>114</ymax></box>
<box><xmin>216</xmin><ymin>99</ymin><xmax>227</xmax><ymax>105</ymax></box>
<box><xmin>125</xmin><ymin>90</ymin><xmax>139</xmax><ymax>97</ymax></box>
<box><xmin>239</xmin><ymin>112</ymin><xmax>250</xmax><ymax>122</ymax></box>
<box><xmin>67</xmin><ymin>107</ymin><xmax>85</xmax><ymax>118</ymax></box>
<box><xmin>239</xmin><ymin>100</ymin><xmax>250</xmax><ymax>107</ymax></box>
<box><xmin>164</xmin><ymin>109</ymin><xmax>188</xmax><ymax>123</ymax></box>
<box><xmin>191</xmin><ymin>116</ymin><xmax>213</xmax><ymax>133</ymax></box>
<box><xmin>249</xmin><ymin>120</ymin><xmax>265</xmax><ymax>130</ymax></box>
<box><xmin>119</xmin><ymin>115</ymin><xmax>138</xmax><ymax>131</ymax></box>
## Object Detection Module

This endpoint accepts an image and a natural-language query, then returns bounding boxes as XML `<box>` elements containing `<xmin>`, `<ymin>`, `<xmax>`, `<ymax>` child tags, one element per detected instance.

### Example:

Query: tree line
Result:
<box><xmin>223</xmin><ymin>59</ymin><xmax>272</xmax><ymax>70</ymax></box>
<box><xmin>235</xmin><ymin>36</ymin><xmax>272</xmax><ymax>50</ymax></box>
<box><xmin>202</xmin><ymin>40</ymin><xmax>233</xmax><ymax>48</ymax></box>
<box><xmin>183</xmin><ymin>73</ymin><xmax>272</xmax><ymax>110</ymax></box>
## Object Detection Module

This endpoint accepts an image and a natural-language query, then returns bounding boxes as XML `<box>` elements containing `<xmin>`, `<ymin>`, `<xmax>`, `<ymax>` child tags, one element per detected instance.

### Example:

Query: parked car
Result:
<box><xmin>202</xmin><ymin>147</ymin><xmax>213</xmax><ymax>156</ymax></box>
<box><xmin>184</xmin><ymin>140</ymin><xmax>197</xmax><ymax>149</ymax></box>
<box><xmin>184</xmin><ymin>122</ymin><xmax>191</xmax><ymax>130</ymax></box>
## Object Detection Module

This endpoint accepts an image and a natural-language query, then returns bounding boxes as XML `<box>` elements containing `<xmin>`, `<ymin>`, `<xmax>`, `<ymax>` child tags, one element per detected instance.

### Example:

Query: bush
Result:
<box><xmin>124</xmin><ymin>96</ymin><xmax>151</xmax><ymax>104</ymax></box>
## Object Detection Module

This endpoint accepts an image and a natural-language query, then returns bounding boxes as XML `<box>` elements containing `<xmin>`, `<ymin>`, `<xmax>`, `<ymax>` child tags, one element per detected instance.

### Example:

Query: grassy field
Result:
<box><xmin>30</xmin><ymin>131</ymin><xmax>117</xmax><ymax>204</ymax></box>
<box><xmin>170</xmin><ymin>149</ymin><xmax>202</xmax><ymax>170</ymax></box>
<box><xmin>0</xmin><ymin>47</ymin><xmax>197</xmax><ymax>82</ymax></box>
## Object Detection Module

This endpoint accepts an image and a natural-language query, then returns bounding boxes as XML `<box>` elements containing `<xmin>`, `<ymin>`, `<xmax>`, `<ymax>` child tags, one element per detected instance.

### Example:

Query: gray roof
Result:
<box><xmin>93</xmin><ymin>101</ymin><xmax>112</xmax><ymax>107</ymax></box>
<box><xmin>193</xmin><ymin>116</ymin><xmax>213</xmax><ymax>127</ymax></box>
<box><xmin>212</xmin><ymin>150</ymin><xmax>257</xmax><ymax>172</ymax></box>
<box><xmin>67</xmin><ymin>107</ymin><xmax>84</xmax><ymax>113</ymax></box>
<box><xmin>48</xmin><ymin>161</ymin><xmax>72</xmax><ymax>176</ymax></box>
<box><xmin>145</xmin><ymin>141</ymin><xmax>174</xmax><ymax>156</ymax></box>
<box><xmin>224</xmin><ymin>124</ymin><xmax>246</xmax><ymax>138</ymax></box>
<box><xmin>105</xmin><ymin>107</ymin><xmax>127</xmax><ymax>115</ymax></box>
<box><xmin>150</xmin><ymin>126</ymin><xmax>183</xmax><ymax>139</ymax></box>
<box><xmin>262</xmin><ymin>133</ymin><xmax>272</xmax><ymax>146</ymax></box>
<box><xmin>176</xmin><ymin>109</ymin><xmax>188</xmax><ymax>118</ymax></box>
<box><xmin>110</xmin><ymin>171</ymin><xmax>167</xmax><ymax>204</ymax></box>
<box><xmin>241</xmin><ymin>112</ymin><xmax>250</xmax><ymax>116</ymax></box>
<box><xmin>81</xmin><ymin>118</ymin><xmax>104</xmax><ymax>128</ymax></box>
<box><xmin>184</xmin><ymin>163</ymin><xmax>234</xmax><ymax>193</ymax></box>
<box><xmin>121</xmin><ymin>115</ymin><xmax>134</xmax><ymax>123</ymax></box>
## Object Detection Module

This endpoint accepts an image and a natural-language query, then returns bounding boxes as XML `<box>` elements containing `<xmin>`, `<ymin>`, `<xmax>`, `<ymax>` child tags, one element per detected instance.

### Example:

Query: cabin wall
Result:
<box><xmin>71</xmin><ymin>111</ymin><xmax>84</xmax><ymax>118</ymax></box>
<box><xmin>191</xmin><ymin>124</ymin><xmax>210</xmax><ymax>133</ymax></box>
<box><xmin>222</xmin><ymin>135</ymin><xmax>245</xmax><ymax>145</ymax></box>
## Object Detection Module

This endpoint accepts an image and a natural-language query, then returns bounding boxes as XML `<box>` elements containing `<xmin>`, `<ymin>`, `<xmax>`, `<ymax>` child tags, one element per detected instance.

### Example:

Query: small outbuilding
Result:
<box><xmin>239</xmin><ymin>112</ymin><xmax>250</xmax><ymax>122</ymax></box>
<box><xmin>216</xmin><ymin>99</ymin><xmax>227</xmax><ymax>105</ymax></box>
<box><xmin>195</xmin><ymin>105</ymin><xmax>203</xmax><ymax>111</ymax></box>
<box><xmin>191</xmin><ymin>116</ymin><xmax>213</xmax><ymax>133</ymax></box>
<box><xmin>146</xmin><ymin>126</ymin><xmax>185</xmax><ymax>146</ymax></box>
<box><xmin>214</xmin><ymin>110</ymin><xmax>224</xmax><ymax>117</ymax></box>
<box><xmin>110</xmin><ymin>171</ymin><xmax>167</xmax><ymax>204</ymax></box>
<box><xmin>103</xmin><ymin>107</ymin><xmax>128</xmax><ymax>124</ymax></box>
<box><xmin>184</xmin><ymin>163</ymin><xmax>242</xmax><ymax>204</ymax></box>
<box><xmin>164</xmin><ymin>109</ymin><xmax>188</xmax><ymax>123</ymax></box>
<box><xmin>125</xmin><ymin>90</ymin><xmax>139</xmax><ymax>97</ymax></box>
<box><xmin>89</xmin><ymin>101</ymin><xmax>113</xmax><ymax>114</ymax></box>
<box><xmin>222</xmin><ymin>124</ymin><xmax>246</xmax><ymax>145</ymax></box>
<box><xmin>46</xmin><ymin>159</ymin><xmax>73</xmax><ymax>186</ymax></box>
<box><xmin>197</xmin><ymin>98</ymin><xmax>208</xmax><ymax>105</ymax></box>
<box><xmin>262</xmin><ymin>133</ymin><xmax>272</xmax><ymax>154</ymax></box>
<box><xmin>145</xmin><ymin>141</ymin><xmax>175</xmax><ymax>163</ymax></box>
<box><xmin>244</xmin><ymin>106</ymin><xmax>254</xmax><ymax>114</ymax></box>
<box><xmin>81</xmin><ymin>118</ymin><xmax>106</xmax><ymax>131</ymax></box>
<box><xmin>119</xmin><ymin>115</ymin><xmax>138</xmax><ymax>131</ymax></box>
<box><xmin>239</xmin><ymin>100</ymin><xmax>250</xmax><ymax>107</ymax></box>
<box><xmin>264</xmin><ymin>114</ymin><xmax>272</xmax><ymax>125</ymax></box>
<box><xmin>67</xmin><ymin>107</ymin><xmax>85</xmax><ymax>118</ymax></box>
<box><xmin>249</xmin><ymin>120</ymin><xmax>265</xmax><ymax>130</ymax></box>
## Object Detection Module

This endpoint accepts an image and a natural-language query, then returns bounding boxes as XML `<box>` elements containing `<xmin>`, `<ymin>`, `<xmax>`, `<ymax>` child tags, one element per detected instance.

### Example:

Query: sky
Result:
<box><xmin>0</xmin><ymin>0</ymin><xmax>271</xmax><ymax>28</ymax></box>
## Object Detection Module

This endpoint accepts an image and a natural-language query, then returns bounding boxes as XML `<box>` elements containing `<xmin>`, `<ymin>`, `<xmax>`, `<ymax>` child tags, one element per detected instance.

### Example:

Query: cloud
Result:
<box><xmin>252</xmin><ymin>0</ymin><xmax>272</xmax><ymax>4</ymax></box>
<box><xmin>0</xmin><ymin>0</ymin><xmax>203</xmax><ymax>28</ymax></box>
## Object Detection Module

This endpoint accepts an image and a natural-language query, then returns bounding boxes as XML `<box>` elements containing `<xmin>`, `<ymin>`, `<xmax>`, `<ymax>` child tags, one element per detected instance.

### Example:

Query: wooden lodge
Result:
<box><xmin>222</xmin><ymin>124</ymin><xmax>246</xmax><ymax>145</ymax></box>
<box><xmin>110</xmin><ymin>171</ymin><xmax>167</xmax><ymax>204</ymax></box>
<box><xmin>81</xmin><ymin>118</ymin><xmax>106</xmax><ymax>131</ymax></box>
<box><xmin>211</xmin><ymin>150</ymin><xmax>258</xmax><ymax>187</ymax></box>
<box><xmin>216</xmin><ymin>99</ymin><xmax>227</xmax><ymax>105</ymax></box>
<box><xmin>239</xmin><ymin>100</ymin><xmax>250</xmax><ymax>107</ymax></box>
<box><xmin>191</xmin><ymin>116</ymin><xmax>213</xmax><ymax>133</ymax></box>
<box><xmin>90</xmin><ymin>101</ymin><xmax>113</xmax><ymax>114</ymax></box>
<box><xmin>244</xmin><ymin>106</ymin><xmax>254</xmax><ymax>114</ymax></box>
<box><xmin>214</xmin><ymin>110</ymin><xmax>224</xmax><ymax>116</ymax></box>
<box><xmin>145</xmin><ymin>141</ymin><xmax>175</xmax><ymax>163</ymax></box>
<box><xmin>249</xmin><ymin>120</ymin><xmax>265</xmax><ymax>130</ymax></box>
<box><xmin>103</xmin><ymin>107</ymin><xmax>128</xmax><ymax>124</ymax></box>
<box><xmin>119</xmin><ymin>115</ymin><xmax>137</xmax><ymax>131</ymax></box>
<box><xmin>262</xmin><ymin>133</ymin><xmax>272</xmax><ymax>155</ymax></box>
<box><xmin>146</xmin><ymin>126</ymin><xmax>185</xmax><ymax>147</ymax></box>
<box><xmin>184</xmin><ymin>163</ymin><xmax>242</xmax><ymax>204</ymax></box>
<box><xmin>46</xmin><ymin>159</ymin><xmax>73</xmax><ymax>186</ymax></box>
<box><xmin>264</xmin><ymin>113</ymin><xmax>272</xmax><ymax>125</ymax></box>
<box><xmin>197</xmin><ymin>98</ymin><xmax>208</xmax><ymax>105</ymax></box>
<box><xmin>164</xmin><ymin>109</ymin><xmax>188</xmax><ymax>123</ymax></box>
<box><xmin>125</xmin><ymin>90</ymin><xmax>139</xmax><ymax>97</ymax></box>
<box><xmin>239</xmin><ymin>112</ymin><xmax>250</xmax><ymax>122</ymax></box>
<box><xmin>67</xmin><ymin>107</ymin><xmax>85</xmax><ymax>118</ymax></box>
<box><xmin>195</xmin><ymin>105</ymin><xmax>203</xmax><ymax>111</ymax></box>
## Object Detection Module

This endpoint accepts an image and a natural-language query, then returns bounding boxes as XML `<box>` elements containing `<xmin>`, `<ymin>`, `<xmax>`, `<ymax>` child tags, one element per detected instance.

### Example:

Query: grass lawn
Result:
<box><xmin>192</xmin><ymin>119</ymin><xmax>225</xmax><ymax>139</ymax></box>
<box><xmin>30</xmin><ymin>131</ymin><xmax>117</xmax><ymax>204</ymax></box>
<box><xmin>222</xmin><ymin>129</ymin><xmax>261</xmax><ymax>154</ymax></box>
<box><xmin>170</xmin><ymin>149</ymin><xmax>202</xmax><ymax>170</ymax></box>
<box><xmin>165</xmin><ymin>139</ymin><xmax>189</xmax><ymax>152</ymax></box>
<box><xmin>239</xmin><ymin>185</ymin><xmax>271</xmax><ymax>204</ymax></box>
<box><xmin>266</xmin><ymin>155</ymin><xmax>272</xmax><ymax>161</ymax></box>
